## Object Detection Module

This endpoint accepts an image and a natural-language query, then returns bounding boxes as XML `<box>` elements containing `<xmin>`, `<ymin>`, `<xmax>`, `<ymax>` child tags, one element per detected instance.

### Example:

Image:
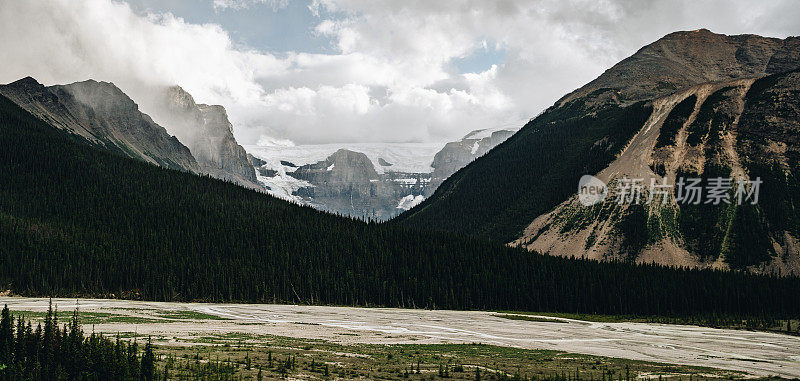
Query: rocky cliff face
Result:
<box><xmin>289</xmin><ymin>149</ymin><xmax>424</xmax><ymax>220</ymax></box>
<box><xmin>0</xmin><ymin>78</ymin><xmax>199</xmax><ymax>172</ymax></box>
<box><xmin>150</xmin><ymin>86</ymin><xmax>259</xmax><ymax>188</ymax></box>
<box><xmin>431</xmin><ymin>128</ymin><xmax>515</xmax><ymax>181</ymax></box>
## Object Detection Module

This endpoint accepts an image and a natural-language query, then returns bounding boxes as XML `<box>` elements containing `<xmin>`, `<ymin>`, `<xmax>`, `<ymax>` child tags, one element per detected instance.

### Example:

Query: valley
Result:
<box><xmin>1</xmin><ymin>12</ymin><xmax>799</xmax><ymax>379</ymax></box>
<box><xmin>3</xmin><ymin>297</ymin><xmax>799</xmax><ymax>379</ymax></box>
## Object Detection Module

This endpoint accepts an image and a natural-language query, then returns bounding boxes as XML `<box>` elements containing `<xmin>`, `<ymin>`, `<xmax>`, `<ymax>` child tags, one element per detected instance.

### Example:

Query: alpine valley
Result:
<box><xmin>3</xmin><ymin>0</ymin><xmax>800</xmax><ymax>377</ymax></box>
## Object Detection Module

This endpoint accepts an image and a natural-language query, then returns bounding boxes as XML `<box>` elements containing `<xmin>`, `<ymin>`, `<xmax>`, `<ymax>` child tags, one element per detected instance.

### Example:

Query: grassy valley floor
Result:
<box><xmin>1</xmin><ymin>297</ymin><xmax>799</xmax><ymax>379</ymax></box>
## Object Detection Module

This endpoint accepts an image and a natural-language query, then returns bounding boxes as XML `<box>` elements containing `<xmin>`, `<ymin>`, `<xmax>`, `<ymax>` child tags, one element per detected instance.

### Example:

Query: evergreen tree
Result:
<box><xmin>141</xmin><ymin>337</ymin><xmax>155</xmax><ymax>381</ymax></box>
<box><xmin>0</xmin><ymin>305</ymin><xmax>12</xmax><ymax>368</ymax></box>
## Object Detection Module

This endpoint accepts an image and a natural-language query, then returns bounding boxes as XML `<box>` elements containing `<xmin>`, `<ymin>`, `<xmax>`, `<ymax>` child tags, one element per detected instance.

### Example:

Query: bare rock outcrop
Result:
<box><xmin>151</xmin><ymin>86</ymin><xmax>259</xmax><ymax>188</ymax></box>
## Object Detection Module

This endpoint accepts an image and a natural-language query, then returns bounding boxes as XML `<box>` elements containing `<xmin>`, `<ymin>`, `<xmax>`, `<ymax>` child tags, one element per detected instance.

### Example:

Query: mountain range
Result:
<box><xmin>0</xmin><ymin>74</ymin><xmax>516</xmax><ymax>221</ymax></box>
<box><xmin>1</xmin><ymin>79</ymin><xmax>796</xmax><ymax>316</ymax></box>
<box><xmin>1</xmin><ymin>28</ymin><xmax>799</xmax><ymax>279</ymax></box>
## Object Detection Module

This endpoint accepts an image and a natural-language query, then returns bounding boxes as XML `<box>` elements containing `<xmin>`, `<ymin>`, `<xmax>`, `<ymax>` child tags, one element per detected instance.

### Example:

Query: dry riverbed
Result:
<box><xmin>1</xmin><ymin>297</ymin><xmax>798</xmax><ymax>379</ymax></box>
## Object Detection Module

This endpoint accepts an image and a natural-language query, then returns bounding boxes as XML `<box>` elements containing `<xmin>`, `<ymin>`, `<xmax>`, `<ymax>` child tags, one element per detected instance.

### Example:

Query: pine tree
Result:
<box><xmin>0</xmin><ymin>305</ymin><xmax>12</xmax><ymax>367</ymax></box>
<box><xmin>141</xmin><ymin>337</ymin><xmax>156</xmax><ymax>381</ymax></box>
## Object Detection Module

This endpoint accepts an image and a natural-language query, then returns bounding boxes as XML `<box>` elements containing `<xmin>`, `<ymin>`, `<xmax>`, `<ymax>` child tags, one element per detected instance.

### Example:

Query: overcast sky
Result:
<box><xmin>1</xmin><ymin>0</ymin><xmax>799</xmax><ymax>145</ymax></box>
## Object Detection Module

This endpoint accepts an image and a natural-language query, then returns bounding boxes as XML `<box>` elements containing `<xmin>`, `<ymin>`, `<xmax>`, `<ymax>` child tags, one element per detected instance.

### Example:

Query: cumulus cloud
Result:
<box><xmin>1</xmin><ymin>0</ymin><xmax>799</xmax><ymax>144</ymax></box>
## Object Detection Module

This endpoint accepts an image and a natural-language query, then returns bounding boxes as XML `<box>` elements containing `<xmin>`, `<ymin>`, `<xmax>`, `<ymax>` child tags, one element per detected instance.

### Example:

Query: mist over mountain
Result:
<box><xmin>0</xmin><ymin>77</ymin><xmax>260</xmax><ymax>189</ymax></box>
<box><xmin>0</xmin><ymin>77</ymin><xmax>199</xmax><ymax>172</ymax></box>
<box><xmin>147</xmin><ymin>85</ymin><xmax>260</xmax><ymax>188</ymax></box>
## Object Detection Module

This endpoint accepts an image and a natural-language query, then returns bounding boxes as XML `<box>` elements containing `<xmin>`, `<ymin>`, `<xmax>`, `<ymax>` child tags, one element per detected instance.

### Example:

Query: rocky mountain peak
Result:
<box><xmin>558</xmin><ymin>29</ymin><xmax>800</xmax><ymax>109</ymax></box>
<box><xmin>296</xmin><ymin>149</ymin><xmax>379</xmax><ymax>183</ymax></box>
<box><xmin>53</xmin><ymin>80</ymin><xmax>141</xmax><ymax>117</ymax></box>
<box><xmin>1</xmin><ymin>77</ymin><xmax>63</xmax><ymax>115</ymax></box>
<box><xmin>166</xmin><ymin>85</ymin><xmax>197</xmax><ymax>111</ymax></box>
<box><xmin>8</xmin><ymin>76</ymin><xmax>44</xmax><ymax>90</ymax></box>
<box><xmin>431</xmin><ymin>128</ymin><xmax>515</xmax><ymax>181</ymax></box>
<box><xmin>154</xmin><ymin>85</ymin><xmax>259</xmax><ymax>187</ymax></box>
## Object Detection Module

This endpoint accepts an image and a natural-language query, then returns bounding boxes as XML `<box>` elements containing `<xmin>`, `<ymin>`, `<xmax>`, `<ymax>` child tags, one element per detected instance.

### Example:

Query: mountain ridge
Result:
<box><xmin>0</xmin><ymin>77</ymin><xmax>260</xmax><ymax>188</ymax></box>
<box><xmin>0</xmin><ymin>77</ymin><xmax>200</xmax><ymax>172</ymax></box>
<box><xmin>558</xmin><ymin>29</ymin><xmax>800</xmax><ymax>108</ymax></box>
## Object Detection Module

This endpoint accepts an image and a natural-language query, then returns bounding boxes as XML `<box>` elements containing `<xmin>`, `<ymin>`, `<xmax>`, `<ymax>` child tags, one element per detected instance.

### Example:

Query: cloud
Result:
<box><xmin>213</xmin><ymin>0</ymin><xmax>288</xmax><ymax>11</ymax></box>
<box><xmin>1</xmin><ymin>0</ymin><xmax>799</xmax><ymax>145</ymax></box>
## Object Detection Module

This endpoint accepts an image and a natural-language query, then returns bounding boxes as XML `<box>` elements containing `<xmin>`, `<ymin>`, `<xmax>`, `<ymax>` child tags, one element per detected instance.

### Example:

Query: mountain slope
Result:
<box><xmin>396</xmin><ymin>30</ymin><xmax>800</xmax><ymax>273</ymax></box>
<box><xmin>0</xmin><ymin>78</ymin><xmax>198</xmax><ymax>172</ymax></box>
<box><xmin>2</xmin><ymin>92</ymin><xmax>798</xmax><ymax>316</ymax></box>
<box><xmin>513</xmin><ymin>69</ymin><xmax>800</xmax><ymax>273</ymax></box>
<box><xmin>396</xmin><ymin>100</ymin><xmax>654</xmax><ymax>242</ymax></box>
<box><xmin>149</xmin><ymin>85</ymin><xmax>260</xmax><ymax>188</ymax></box>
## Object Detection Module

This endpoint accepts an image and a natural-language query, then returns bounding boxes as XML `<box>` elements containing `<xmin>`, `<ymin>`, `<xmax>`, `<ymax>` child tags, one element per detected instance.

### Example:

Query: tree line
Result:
<box><xmin>0</xmin><ymin>304</ymin><xmax>156</xmax><ymax>380</ymax></box>
<box><xmin>1</xmin><ymin>94</ymin><xmax>799</xmax><ymax>318</ymax></box>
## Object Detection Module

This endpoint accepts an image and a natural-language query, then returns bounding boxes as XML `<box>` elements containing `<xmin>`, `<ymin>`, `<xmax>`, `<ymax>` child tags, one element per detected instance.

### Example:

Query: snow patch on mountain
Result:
<box><xmin>252</xmin><ymin>155</ymin><xmax>313</xmax><ymax>203</ymax></box>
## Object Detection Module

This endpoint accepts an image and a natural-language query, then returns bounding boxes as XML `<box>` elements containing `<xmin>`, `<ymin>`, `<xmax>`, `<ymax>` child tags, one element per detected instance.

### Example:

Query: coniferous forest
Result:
<box><xmin>395</xmin><ymin>99</ymin><xmax>655</xmax><ymax>243</ymax></box>
<box><xmin>1</xmin><ymin>94</ymin><xmax>800</xmax><ymax>318</ymax></box>
<box><xmin>0</xmin><ymin>304</ymin><xmax>157</xmax><ymax>380</ymax></box>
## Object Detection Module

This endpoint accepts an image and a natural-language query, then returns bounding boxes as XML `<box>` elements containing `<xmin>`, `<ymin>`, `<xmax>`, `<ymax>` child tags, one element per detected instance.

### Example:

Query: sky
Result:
<box><xmin>1</xmin><ymin>0</ymin><xmax>799</xmax><ymax>145</ymax></box>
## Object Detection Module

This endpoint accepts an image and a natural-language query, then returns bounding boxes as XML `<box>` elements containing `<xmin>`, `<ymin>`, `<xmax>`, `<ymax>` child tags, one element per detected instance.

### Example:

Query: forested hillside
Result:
<box><xmin>395</xmin><ymin>100</ymin><xmax>654</xmax><ymax>242</ymax></box>
<box><xmin>1</xmin><ymin>94</ymin><xmax>799</xmax><ymax>317</ymax></box>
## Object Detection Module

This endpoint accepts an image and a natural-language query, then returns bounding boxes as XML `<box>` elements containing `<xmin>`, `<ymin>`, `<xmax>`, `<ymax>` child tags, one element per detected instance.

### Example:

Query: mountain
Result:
<box><xmin>2</xmin><ymin>90</ymin><xmax>798</xmax><ymax>317</ymax></box>
<box><xmin>147</xmin><ymin>86</ymin><xmax>259</xmax><ymax>188</ymax></box>
<box><xmin>292</xmin><ymin>149</ymin><xmax>402</xmax><ymax>217</ymax></box>
<box><xmin>430</xmin><ymin>128</ymin><xmax>516</xmax><ymax>184</ymax></box>
<box><xmin>0</xmin><ymin>77</ymin><xmax>198</xmax><ymax>171</ymax></box>
<box><xmin>396</xmin><ymin>30</ymin><xmax>800</xmax><ymax>274</ymax></box>
<box><xmin>245</xmin><ymin>128</ymin><xmax>515</xmax><ymax>220</ymax></box>
<box><xmin>0</xmin><ymin>78</ymin><xmax>261</xmax><ymax>189</ymax></box>
<box><xmin>247</xmin><ymin>143</ymin><xmax>437</xmax><ymax>219</ymax></box>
